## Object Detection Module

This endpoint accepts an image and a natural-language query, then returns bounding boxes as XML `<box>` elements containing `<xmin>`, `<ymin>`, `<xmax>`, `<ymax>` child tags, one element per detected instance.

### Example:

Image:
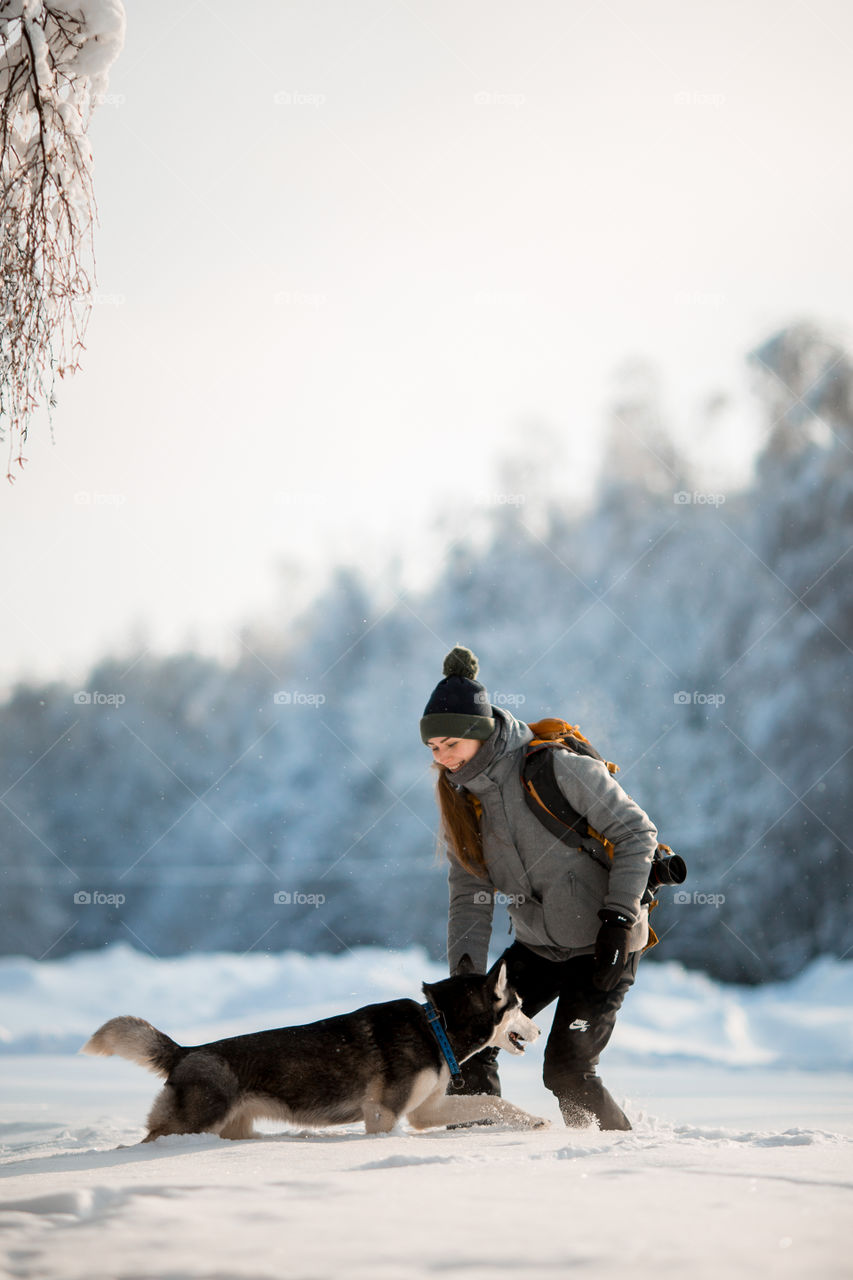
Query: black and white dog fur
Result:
<box><xmin>82</xmin><ymin>955</ymin><xmax>548</xmax><ymax>1139</ymax></box>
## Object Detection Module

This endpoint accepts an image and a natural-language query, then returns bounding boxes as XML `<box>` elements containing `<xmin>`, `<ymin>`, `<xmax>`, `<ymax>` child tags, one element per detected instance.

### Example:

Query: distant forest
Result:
<box><xmin>2</xmin><ymin>323</ymin><xmax>850</xmax><ymax>984</ymax></box>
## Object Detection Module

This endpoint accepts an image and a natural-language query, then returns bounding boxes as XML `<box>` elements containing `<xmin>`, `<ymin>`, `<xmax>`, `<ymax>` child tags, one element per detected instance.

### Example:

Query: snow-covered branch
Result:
<box><xmin>0</xmin><ymin>0</ymin><xmax>125</xmax><ymax>478</ymax></box>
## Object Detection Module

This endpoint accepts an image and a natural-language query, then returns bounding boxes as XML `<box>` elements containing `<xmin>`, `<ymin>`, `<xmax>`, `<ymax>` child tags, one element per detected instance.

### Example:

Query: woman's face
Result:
<box><xmin>427</xmin><ymin>736</ymin><xmax>483</xmax><ymax>773</ymax></box>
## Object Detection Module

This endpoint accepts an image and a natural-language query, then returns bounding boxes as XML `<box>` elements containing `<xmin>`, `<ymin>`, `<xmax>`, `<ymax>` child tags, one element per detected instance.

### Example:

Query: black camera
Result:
<box><xmin>647</xmin><ymin>849</ymin><xmax>687</xmax><ymax>890</ymax></box>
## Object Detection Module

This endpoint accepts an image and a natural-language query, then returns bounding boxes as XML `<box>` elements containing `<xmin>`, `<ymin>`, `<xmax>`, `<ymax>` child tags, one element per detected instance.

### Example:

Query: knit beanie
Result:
<box><xmin>420</xmin><ymin>645</ymin><xmax>496</xmax><ymax>744</ymax></box>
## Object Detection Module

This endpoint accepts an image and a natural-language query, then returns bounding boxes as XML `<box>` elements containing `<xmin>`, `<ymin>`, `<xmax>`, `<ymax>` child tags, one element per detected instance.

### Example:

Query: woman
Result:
<box><xmin>421</xmin><ymin>645</ymin><xmax>657</xmax><ymax>1130</ymax></box>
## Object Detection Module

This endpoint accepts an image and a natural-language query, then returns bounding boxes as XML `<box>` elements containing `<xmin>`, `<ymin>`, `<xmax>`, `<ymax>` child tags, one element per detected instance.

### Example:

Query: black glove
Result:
<box><xmin>592</xmin><ymin>909</ymin><xmax>632</xmax><ymax>991</ymax></box>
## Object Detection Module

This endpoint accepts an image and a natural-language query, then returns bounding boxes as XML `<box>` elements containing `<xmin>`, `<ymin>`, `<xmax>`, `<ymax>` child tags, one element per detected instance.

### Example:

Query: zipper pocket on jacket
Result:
<box><xmin>567</xmin><ymin>869</ymin><xmax>605</xmax><ymax>903</ymax></box>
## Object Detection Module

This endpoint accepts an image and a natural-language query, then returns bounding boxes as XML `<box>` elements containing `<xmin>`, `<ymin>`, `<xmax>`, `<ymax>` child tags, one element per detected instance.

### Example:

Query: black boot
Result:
<box><xmin>454</xmin><ymin>1044</ymin><xmax>501</xmax><ymax>1097</ymax></box>
<box><xmin>445</xmin><ymin>1045</ymin><xmax>501</xmax><ymax>1128</ymax></box>
<box><xmin>557</xmin><ymin>1072</ymin><xmax>632</xmax><ymax>1131</ymax></box>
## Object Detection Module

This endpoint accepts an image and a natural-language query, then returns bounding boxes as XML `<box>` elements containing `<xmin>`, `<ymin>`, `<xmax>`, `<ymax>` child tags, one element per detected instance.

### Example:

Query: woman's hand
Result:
<box><xmin>592</xmin><ymin>909</ymin><xmax>632</xmax><ymax>991</ymax></box>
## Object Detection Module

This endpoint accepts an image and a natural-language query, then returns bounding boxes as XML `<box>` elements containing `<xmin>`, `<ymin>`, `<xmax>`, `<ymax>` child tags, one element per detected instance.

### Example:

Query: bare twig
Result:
<box><xmin>0</xmin><ymin>2</ymin><xmax>115</xmax><ymax>478</ymax></box>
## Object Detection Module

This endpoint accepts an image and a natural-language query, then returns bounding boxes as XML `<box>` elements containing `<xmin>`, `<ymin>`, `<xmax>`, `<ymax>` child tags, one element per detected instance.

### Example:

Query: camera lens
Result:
<box><xmin>648</xmin><ymin>854</ymin><xmax>687</xmax><ymax>888</ymax></box>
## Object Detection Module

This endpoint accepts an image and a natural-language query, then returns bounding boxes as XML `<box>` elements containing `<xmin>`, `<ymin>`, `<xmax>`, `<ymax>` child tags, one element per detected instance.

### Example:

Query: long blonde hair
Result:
<box><xmin>434</xmin><ymin>764</ymin><xmax>487</xmax><ymax>876</ymax></box>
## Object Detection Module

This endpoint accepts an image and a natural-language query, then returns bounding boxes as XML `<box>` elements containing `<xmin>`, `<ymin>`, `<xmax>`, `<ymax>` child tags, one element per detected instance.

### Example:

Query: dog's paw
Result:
<box><xmin>520</xmin><ymin>1114</ymin><xmax>550</xmax><ymax>1130</ymax></box>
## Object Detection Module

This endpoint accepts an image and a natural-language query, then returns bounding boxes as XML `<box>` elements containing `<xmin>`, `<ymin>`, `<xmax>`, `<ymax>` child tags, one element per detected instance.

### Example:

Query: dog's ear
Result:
<box><xmin>486</xmin><ymin>958</ymin><xmax>509</xmax><ymax>1001</ymax></box>
<box><xmin>453</xmin><ymin>953</ymin><xmax>476</xmax><ymax>976</ymax></box>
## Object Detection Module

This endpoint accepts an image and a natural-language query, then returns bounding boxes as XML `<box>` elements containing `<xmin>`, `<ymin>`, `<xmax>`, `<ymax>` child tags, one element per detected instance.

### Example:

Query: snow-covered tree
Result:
<box><xmin>0</xmin><ymin>0</ymin><xmax>124</xmax><ymax>477</ymax></box>
<box><xmin>0</xmin><ymin>324</ymin><xmax>849</xmax><ymax>982</ymax></box>
<box><xmin>750</xmin><ymin>322</ymin><xmax>853</xmax><ymax>471</ymax></box>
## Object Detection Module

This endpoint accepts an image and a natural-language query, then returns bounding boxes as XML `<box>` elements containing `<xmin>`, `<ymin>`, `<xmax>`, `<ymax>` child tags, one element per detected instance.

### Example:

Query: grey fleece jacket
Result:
<box><xmin>446</xmin><ymin>708</ymin><xmax>657</xmax><ymax>973</ymax></box>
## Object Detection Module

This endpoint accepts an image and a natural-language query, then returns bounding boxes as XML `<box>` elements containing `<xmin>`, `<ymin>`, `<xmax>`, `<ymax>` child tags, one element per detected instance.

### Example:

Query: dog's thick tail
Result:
<box><xmin>81</xmin><ymin>1016</ymin><xmax>181</xmax><ymax>1077</ymax></box>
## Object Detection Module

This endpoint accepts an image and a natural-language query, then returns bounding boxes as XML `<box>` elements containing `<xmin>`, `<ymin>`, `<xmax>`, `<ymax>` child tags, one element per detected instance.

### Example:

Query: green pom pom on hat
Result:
<box><xmin>441</xmin><ymin>645</ymin><xmax>480</xmax><ymax>680</ymax></box>
<box><xmin>420</xmin><ymin>644</ymin><xmax>495</xmax><ymax>744</ymax></box>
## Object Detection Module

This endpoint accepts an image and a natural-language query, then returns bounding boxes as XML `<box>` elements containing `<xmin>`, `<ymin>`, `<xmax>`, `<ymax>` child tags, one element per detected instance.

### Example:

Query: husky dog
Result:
<box><xmin>82</xmin><ymin>956</ymin><xmax>548</xmax><ymax>1139</ymax></box>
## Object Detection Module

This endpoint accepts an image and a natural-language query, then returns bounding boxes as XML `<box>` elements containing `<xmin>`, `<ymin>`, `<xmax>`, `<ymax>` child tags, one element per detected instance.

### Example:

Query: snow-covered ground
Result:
<box><xmin>1</xmin><ymin>946</ymin><xmax>851</xmax><ymax>1279</ymax></box>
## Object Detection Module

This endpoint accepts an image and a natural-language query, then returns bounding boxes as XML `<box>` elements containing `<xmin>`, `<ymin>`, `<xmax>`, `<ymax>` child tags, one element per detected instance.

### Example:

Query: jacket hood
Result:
<box><xmin>493</xmin><ymin>706</ymin><xmax>534</xmax><ymax>758</ymax></box>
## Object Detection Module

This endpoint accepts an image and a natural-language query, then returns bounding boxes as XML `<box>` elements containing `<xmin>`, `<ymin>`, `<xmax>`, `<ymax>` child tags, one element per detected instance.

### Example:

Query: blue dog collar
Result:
<box><xmin>422</xmin><ymin>1001</ymin><xmax>465</xmax><ymax>1091</ymax></box>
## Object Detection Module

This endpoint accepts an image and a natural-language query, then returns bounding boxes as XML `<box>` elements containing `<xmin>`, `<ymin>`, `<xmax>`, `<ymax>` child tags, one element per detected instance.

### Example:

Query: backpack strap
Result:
<box><xmin>521</xmin><ymin>736</ymin><xmax>666</xmax><ymax>954</ymax></box>
<box><xmin>521</xmin><ymin>741</ymin><xmax>612</xmax><ymax>867</ymax></box>
<box><xmin>522</xmin><ymin>745</ymin><xmax>587</xmax><ymax>840</ymax></box>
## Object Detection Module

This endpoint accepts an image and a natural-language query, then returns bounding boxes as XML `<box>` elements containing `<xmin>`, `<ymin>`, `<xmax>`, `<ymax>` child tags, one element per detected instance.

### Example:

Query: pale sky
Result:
<box><xmin>2</xmin><ymin>0</ymin><xmax>852</xmax><ymax>688</ymax></box>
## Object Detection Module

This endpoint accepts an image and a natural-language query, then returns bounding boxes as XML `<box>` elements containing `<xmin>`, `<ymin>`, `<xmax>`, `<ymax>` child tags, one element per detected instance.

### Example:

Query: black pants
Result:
<box><xmin>457</xmin><ymin>942</ymin><xmax>640</xmax><ymax>1099</ymax></box>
